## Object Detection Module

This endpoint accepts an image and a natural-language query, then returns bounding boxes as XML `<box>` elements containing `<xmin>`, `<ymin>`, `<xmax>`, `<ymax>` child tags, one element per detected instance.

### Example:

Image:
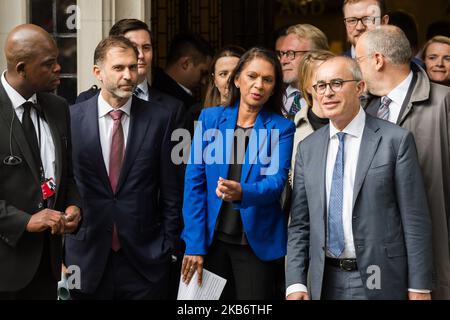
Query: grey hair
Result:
<box><xmin>362</xmin><ymin>26</ymin><xmax>412</xmax><ymax>65</ymax></box>
<box><xmin>349</xmin><ymin>58</ymin><xmax>363</xmax><ymax>81</ymax></box>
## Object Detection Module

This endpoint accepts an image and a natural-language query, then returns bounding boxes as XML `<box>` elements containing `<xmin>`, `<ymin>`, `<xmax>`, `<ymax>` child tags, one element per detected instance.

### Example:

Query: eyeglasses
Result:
<box><xmin>276</xmin><ymin>50</ymin><xmax>309</xmax><ymax>61</ymax></box>
<box><xmin>312</xmin><ymin>79</ymin><xmax>359</xmax><ymax>95</ymax></box>
<box><xmin>344</xmin><ymin>16</ymin><xmax>380</xmax><ymax>27</ymax></box>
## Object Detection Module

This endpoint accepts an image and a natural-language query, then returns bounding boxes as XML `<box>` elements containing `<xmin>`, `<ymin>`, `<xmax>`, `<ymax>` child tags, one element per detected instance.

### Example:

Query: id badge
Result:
<box><xmin>41</xmin><ymin>177</ymin><xmax>57</xmax><ymax>200</ymax></box>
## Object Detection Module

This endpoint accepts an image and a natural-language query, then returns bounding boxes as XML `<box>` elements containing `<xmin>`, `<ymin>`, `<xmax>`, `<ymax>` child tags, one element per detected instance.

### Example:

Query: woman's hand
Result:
<box><xmin>216</xmin><ymin>177</ymin><xmax>242</xmax><ymax>202</ymax></box>
<box><xmin>181</xmin><ymin>255</ymin><xmax>204</xmax><ymax>285</ymax></box>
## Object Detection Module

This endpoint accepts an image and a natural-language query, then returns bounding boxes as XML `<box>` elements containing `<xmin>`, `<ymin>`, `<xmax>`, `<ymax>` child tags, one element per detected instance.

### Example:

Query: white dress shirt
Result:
<box><xmin>384</xmin><ymin>71</ymin><xmax>413</xmax><ymax>124</ymax></box>
<box><xmin>98</xmin><ymin>94</ymin><xmax>131</xmax><ymax>174</ymax></box>
<box><xmin>135</xmin><ymin>80</ymin><xmax>149</xmax><ymax>101</ymax></box>
<box><xmin>286</xmin><ymin>107</ymin><xmax>365</xmax><ymax>297</ymax></box>
<box><xmin>177</xmin><ymin>82</ymin><xmax>193</xmax><ymax>96</ymax></box>
<box><xmin>1</xmin><ymin>71</ymin><xmax>56</xmax><ymax>184</ymax></box>
<box><xmin>282</xmin><ymin>85</ymin><xmax>307</xmax><ymax>116</ymax></box>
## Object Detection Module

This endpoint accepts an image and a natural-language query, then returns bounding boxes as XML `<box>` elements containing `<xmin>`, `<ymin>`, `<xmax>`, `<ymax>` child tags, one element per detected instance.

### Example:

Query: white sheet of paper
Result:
<box><xmin>177</xmin><ymin>268</ymin><xmax>227</xmax><ymax>300</ymax></box>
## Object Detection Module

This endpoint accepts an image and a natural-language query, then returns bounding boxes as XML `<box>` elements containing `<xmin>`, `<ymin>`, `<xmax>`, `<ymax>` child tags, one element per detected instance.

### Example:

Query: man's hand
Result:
<box><xmin>408</xmin><ymin>292</ymin><xmax>431</xmax><ymax>300</ymax></box>
<box><xmin>216</xmin><ymin>177</ymin><xmax>242</xmax><ymax>202</ymax></box>
<box><xmin>63</xmin><ymin>205</ymin><xmax>81</xmax><ymax>234</ymax></box>
<box><xmin>26</xmin><ymin>209</ymin><xmax>65</xmax><ymax>234</ymax></box>
<box><xmin>181</xmin><ymin>255</ymin><xmax>204</xmax><ymax>286</ymax></box>
<box><xmin>286</xmin><ymin>292</ymin><xmax>310</xmax><ymax>300</ymax></box>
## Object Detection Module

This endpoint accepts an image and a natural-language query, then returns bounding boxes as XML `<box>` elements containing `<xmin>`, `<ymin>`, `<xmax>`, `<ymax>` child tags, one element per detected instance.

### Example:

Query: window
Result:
<box><xmin>30</xmin><ymin>0</ymin><xmax>77</xmax><ymax>104</ymax></box>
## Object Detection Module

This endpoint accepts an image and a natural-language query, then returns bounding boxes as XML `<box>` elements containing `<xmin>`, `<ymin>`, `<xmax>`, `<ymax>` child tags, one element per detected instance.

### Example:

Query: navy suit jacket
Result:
<box><xmin>182</xmin><ymin>104</ymin><xmax>295</xmax><ymax>261</ymax></box>
<box><xmin>65</xmin><ymin>94</ymin><xmax>181</xmax><ymax>293</ymax></box>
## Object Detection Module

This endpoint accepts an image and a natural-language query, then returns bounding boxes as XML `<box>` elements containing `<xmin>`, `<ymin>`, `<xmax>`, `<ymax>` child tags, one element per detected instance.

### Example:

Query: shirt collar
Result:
<box><xmin>286</xmin><ymin>85</ymin><xmax>300</xmax><ymax>97</ymax></box>
<box><xmin>136</xmin><ymin>80</ymin><xmax>149</xmax><ymax>95</ymax></box>
<box><xmin>1</xmin><ymin>71</ymin><xmax>37</xmax><ymax>109</ymax></box>
<box><xmin>351</xmin><ymin>46</ymin><xmax>356</xmax><ymax>59</ymax></box>
<box><xmin>329</xmin><ymin>106</ymin><xmax>365</xmax><ymax>139</ymax></box>
<box><xmin>177</xmin><ymin>82</ymin><xmax>193</xmax><ymax>96</ymax></box>
<box><xmin>98</xmin><ymin>92</ymin><xmax>132</xmax><ymax>119</ymax></box>
<box><xmin>386</xmin><ymin>71</ymin><xmax>413</xmax><ymax>107</ymax></box>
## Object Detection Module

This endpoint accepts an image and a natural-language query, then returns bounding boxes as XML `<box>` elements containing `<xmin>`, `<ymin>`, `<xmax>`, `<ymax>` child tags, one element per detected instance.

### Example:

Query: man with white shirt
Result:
<box><xmin>286</xmin><ymin>56</ymin><xmax>432</xmax><ymax>300</ymax></box>
<box><xmin>277</xmin><ymin>24</ymin><xmax>329</xmax><ymax>119</ymax></box>
<box><xmin>356</xmin><ymin>25</ymin><xmax>450</xmax><ymax>299</ymax></box>
<box><xmin>0</xmin><ymin>24</ymin><xmax>81</xmax><ymax>299</ymax></box>
<box><xmin>75</xmin><ymin>19</ymin><xmax>186</xmax><ymax>132</ymax></box>
<box><xmin>66</xmin><ymin>36</ymin><xmax>181</xmax><ymax>299</ymax></box>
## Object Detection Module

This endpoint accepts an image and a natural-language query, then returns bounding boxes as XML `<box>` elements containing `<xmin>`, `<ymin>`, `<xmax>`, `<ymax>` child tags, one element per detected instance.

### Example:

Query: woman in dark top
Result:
<box><xmin>181</xmin><ymin>48</ymin><xmax>295</xmax><ymax>299</ymax></box>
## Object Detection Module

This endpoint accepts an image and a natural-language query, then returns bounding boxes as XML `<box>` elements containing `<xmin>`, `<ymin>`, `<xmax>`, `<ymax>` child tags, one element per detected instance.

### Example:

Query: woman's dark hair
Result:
<box><xmin>226</xmin><ymin>47</ymin><xmax>284</xmax><ymax>115</ymax></box>
<box><xmin>203</xmin><ymin>45</ymin><xmax>245</xmax><ymax>107</ymax></box>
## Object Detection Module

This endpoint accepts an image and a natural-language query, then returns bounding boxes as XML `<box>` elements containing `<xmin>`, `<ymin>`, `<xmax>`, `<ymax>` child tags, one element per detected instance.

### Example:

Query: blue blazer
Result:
<box><xmin>182</xmin><ymin>103</ymin><xmax>295</xmax><ymax>261</ymax></box>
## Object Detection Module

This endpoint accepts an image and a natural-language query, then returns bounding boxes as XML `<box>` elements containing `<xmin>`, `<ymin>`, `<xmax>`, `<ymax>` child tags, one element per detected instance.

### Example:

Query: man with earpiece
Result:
<box><xmin>0</xmin><ymin>24</ymin><xmax>81</xmax><ymax>300</ymax></box>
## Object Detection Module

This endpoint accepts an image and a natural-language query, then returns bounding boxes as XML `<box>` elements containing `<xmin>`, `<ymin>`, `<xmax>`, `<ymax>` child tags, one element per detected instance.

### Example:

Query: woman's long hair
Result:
<box><xmin>203</xmin><ymin>45</ymin><xmax>245</xmax><ymax>107</ymax></box>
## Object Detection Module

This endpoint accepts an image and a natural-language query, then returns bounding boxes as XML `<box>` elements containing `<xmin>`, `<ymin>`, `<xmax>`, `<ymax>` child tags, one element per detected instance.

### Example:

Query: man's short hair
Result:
<box><xmin>286</xmin><ymin>24</ymin><xmax>329</xmax><ymax>51</ymax></box>
<box><xmin>362</xmin><ymin>26</ymin><xmax>412</xmax><ymax>65</ymax></box>
<box><xmin>343</xmin><ymin>0</ymin><xmax>387</xmax><ymax>16</ymax></box>
<box><xmin>166</xmin><ymin>33</ymin><xmax>213</xmax><ymax>67</ymax></box>
<box><xmin>109</xmin><ymin>19</ymin><xmax>152</xmax><ymax>42</ymax></box>
<box><xmin>94</xmin><ymin>36</ymin><xmax>139</xmax><ymax>65</ymax></box>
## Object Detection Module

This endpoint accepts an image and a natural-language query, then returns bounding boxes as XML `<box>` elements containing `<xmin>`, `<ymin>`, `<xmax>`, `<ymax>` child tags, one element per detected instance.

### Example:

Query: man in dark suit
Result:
<box><xmin>76</xmin><ymin>19</ymin><xmax>186</xmax><ymax>132</ymax></box>
<box><xmin>152</xmin><ymin>33</ymin><xmax>213</xmax><ymax>128</ymax></box>
<box><xmin>341</xmin><ymin>0</ymin><xmax>389</xmax><ymax>58</ymax></box>
<box><xmin>356</xmin><ymin>25</ymin><xmax>450</xmax><ymax>299</ymax></box>
<box><xmin>286</xmin><ymin>56</ymin><xmax>432</xmax><ymax>300</ymax></box>
<box><xmin>0</xmin><ymin>24</ymin><xmax>81</xmax><ymax>299</ymax></box>
<box><xmin>65</xmin><ymin>36</ymin><xmax>181</xmax><ymax>299</ymax></box>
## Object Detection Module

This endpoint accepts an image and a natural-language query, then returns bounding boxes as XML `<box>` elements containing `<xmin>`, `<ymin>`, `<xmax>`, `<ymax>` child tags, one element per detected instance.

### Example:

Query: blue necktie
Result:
<box><xmin>328</xmin><ymin>132</ymin><xmax>346</xmax><ymax>258</ymax></box>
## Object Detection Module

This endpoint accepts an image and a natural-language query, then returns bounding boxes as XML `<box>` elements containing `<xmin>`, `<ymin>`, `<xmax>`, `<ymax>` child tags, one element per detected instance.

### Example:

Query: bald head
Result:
<box><xmin>5</xmin><ymin>24</ymin><xmax>56</xmax><ymax>68</ymax></box>
<box><xmin>4</xmin><ymin>24</ymin><xmax>61</xmax><ymax>98</ymax></box>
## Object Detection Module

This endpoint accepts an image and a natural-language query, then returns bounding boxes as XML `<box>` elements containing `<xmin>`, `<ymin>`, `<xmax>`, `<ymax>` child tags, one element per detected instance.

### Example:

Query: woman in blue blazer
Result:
<box><xmin>181</xmin><ymin>48</ymin><xmax>295</xmax><ymax>299</ymax></box>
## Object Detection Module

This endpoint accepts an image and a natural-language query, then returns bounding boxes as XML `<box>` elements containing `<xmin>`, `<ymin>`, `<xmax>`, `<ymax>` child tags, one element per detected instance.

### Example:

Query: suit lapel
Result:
<box><xmin>84</xmin><ymin>95</ymin><xmax>112</xmax><ymax>193</ymax></box>
<box><xmin>317</xmin><ymin>128</ymin><xmax>330</xmax><ymax>234</ymax></box>
<box><xmin>352</xmin><ymin>116</ymin><xmax>381</xmax><ymax>209</ymax></box>
<box><xmin>241</xmin><ymin>109</ymin><xmax>270</xmax><ymax>183</ymax></box>
<box><xmin>0</xmin><ymin>83</ymin><xmax>41</xmax><ymax>184</ymax></box>
<box><xmin>218</xmin><ymin>105</ymin><xmax>238</xmax><ymax>180</ymax></box>
<box><xmin>116</xmin><ymin>97</ymin><xmax>151</xmax><ymax>193</ymax></box>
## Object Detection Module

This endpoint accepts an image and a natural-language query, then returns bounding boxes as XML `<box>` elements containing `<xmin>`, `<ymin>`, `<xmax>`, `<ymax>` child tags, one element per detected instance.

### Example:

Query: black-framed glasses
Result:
<box><xmin>276</xmin><ymin>50</ymin><xmax>309</xmax><ymax>61</ymax></box>
<box><xmin>313</xmin><ymin>79</ymin><xmax>359</xmax><ymax>95</ymax></box>
<box><xmin>344</xmin><ymin>16</ymin><xmax>380</xmax><ymax>27</ymax></box>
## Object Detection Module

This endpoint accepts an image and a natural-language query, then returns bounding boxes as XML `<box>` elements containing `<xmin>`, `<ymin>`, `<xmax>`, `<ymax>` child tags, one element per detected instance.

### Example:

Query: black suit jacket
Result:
<box><xmin>65</xmin><ymin>94</ymin><xmax>181</xmax><ymax>293</ymax></box>
<box><xmin>0</xmin><ymin>82</ymin><xmax>80</xmax><ymax>292</ymax></box>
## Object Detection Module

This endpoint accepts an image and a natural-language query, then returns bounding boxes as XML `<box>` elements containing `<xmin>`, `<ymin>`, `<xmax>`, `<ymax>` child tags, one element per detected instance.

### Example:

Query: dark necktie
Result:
<box><xmin>109</xmin><ymin>110</ymin><xmax>125</xmax><ymax>251</ymax></box>
<box><xmin>328</xmin><ymin>132</ymin><xmax>346</xmax><ymax>258</ymax></box>
<box><xmin>134</xmin><ymin>87</ymin><xmax>144</xmax><ymax>98</ymax></box>
<box><xmin>289</xmin><ymin>91</ymin><xmax>301</xmax><ymax>115</ymax></box>
<box><xmin>377</xmin><ymin>96</ymin><xmax>392</xmax><ymax>121</ymax></box>
<box><xmin>21</xmin><ymin>102</ymin><xmax>41</xmax><ymax>168</ymax></box>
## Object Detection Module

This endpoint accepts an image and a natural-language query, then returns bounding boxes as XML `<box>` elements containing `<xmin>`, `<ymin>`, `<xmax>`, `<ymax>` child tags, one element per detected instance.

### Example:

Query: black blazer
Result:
<box><xmin>0</xmin><ymin>82</ymin><xmax>80</xmax><ymax>291</ymax></box>
<box><xmin>65</xmin><ymin>94</ymin><xmax>182</xmax><ymax>293</ymax></box>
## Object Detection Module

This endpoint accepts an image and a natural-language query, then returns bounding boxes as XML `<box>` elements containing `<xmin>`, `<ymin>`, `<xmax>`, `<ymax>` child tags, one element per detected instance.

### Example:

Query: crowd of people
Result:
<box><xmin>0</xmin><ymin>0</ymin><xmax>449</xmax><ymax>300</ymax></box>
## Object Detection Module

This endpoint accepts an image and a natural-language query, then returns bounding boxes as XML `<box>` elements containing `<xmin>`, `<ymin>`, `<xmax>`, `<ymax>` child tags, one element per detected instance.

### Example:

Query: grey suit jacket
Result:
<box><xmin>286</xmin><ymin>113</ymin><xmax>433</xmax><ymax>300</ymax></box>
<box><xmin>365</xmin><ymin>64</ymin><xmax>450</xmax><ymax>299</ymax></box>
